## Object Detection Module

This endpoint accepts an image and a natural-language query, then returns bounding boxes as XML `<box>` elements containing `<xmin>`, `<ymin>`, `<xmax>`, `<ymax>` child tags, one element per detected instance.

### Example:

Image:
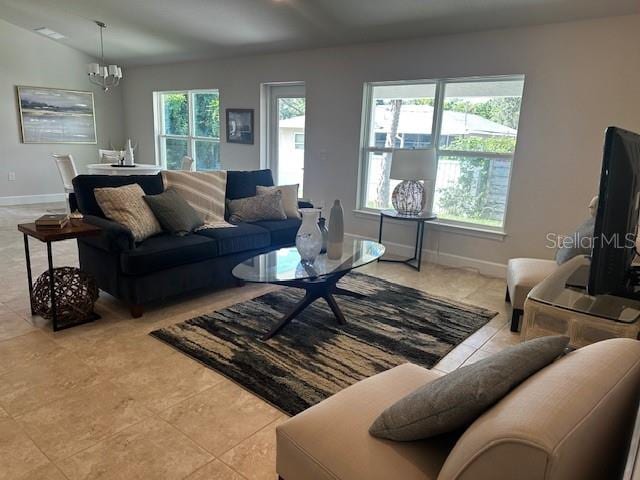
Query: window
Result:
<box><xmin>154</xmin><ymin>90</ymin><xmax>220</xmax><ymax>171</ymax></box>
<box><xmin>294</xmin><ymin>133</ymin><xmax>305</xmax><ymax>150</ymax></box>
<box><xmin>358</xmin><ymin>76</ymin><xmax>524</xmax><ymax>230</ymax></box>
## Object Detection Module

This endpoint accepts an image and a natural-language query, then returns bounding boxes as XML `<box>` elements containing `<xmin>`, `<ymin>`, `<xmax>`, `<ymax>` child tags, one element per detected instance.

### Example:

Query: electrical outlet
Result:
<box><xmin>8</xmin><ymin>172</ymin><xmax>16</xmax><ymax>181</ymax></box>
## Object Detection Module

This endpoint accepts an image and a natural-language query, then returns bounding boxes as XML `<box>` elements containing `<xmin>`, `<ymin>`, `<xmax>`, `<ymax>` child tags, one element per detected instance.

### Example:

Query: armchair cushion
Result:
<box><xmin>277</xmin><ymin>364</ymin><xmax>459</xmax><ymax>480</ymax></box>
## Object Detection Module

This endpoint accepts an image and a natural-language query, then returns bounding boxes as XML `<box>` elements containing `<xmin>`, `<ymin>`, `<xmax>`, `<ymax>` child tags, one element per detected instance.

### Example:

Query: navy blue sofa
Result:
<box><xmin>72</xmin><ymin>169</ymin><xmax>305</xmax><ymax>317</ymax></box>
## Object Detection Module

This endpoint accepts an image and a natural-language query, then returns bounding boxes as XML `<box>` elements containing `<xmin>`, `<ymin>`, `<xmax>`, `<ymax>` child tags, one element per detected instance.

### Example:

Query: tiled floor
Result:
<box><xmin>0</xmin><ymin>203</ymin><xmax>520</xmax><ymax>480</ymax></box>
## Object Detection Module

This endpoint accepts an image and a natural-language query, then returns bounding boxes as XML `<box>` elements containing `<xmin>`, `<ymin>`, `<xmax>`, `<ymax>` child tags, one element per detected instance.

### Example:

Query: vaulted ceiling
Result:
<box><xmin>0</xmin><ymin>0</ymin><xmax>637</xmax><ymax>66</ymax></box>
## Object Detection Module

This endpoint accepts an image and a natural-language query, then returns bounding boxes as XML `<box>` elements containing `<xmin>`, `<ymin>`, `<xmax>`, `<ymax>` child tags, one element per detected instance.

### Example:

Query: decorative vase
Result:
<box><xmin>296</xmin><ymin>209</ymin><xmax>322</xmax><ymax>263</ymax></box>
<box><xmin>318</xmin><ymin>217</ymin><xmax>328</xmax><ymax>254</ymax></box>
<box><xmin>124</xmin><ymin>138</ymin><xmax>135</xmax><ymax>166</ymax></box>
<box><xmin>327</xmin><ymin>199</ymin><xmax>344</xmax><ymax>260</ymax></box>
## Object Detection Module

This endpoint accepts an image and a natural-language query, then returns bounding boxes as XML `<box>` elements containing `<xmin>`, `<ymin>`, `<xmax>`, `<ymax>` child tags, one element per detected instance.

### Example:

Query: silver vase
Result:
<box><xmin>327</xmin><ymin>199</ymin><xmax>344</xmax><ymax>260</ymax></box>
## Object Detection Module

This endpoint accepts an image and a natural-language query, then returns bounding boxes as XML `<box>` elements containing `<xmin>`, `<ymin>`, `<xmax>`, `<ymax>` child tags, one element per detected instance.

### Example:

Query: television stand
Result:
<box><xmin>524</xmin><ymin>255</ymin><xmax>640</xmax><ymax>348</ymax></box>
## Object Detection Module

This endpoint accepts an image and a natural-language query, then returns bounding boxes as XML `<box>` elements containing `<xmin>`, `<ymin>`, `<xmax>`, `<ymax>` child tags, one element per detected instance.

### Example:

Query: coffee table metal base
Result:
<box><xmin>264</xmin><ymin>270</ymin><xmax>365</xmax><ymax>340</ymax></box>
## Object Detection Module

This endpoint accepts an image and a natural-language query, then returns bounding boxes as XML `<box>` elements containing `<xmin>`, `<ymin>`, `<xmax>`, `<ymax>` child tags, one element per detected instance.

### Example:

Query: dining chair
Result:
<box><xmin>52</xmin><ymin>154</ymin><xmax>78</xmax><ymax>194</ymax></box>
<box><xmin>98</xmin><ymin>149</ymin><xmax>123</xmax><ymax>164</ymax></box>
<box><xmin>181</xmin><ymin>155</ymin><xmax>195</xmax><ymax>171</ymax></box>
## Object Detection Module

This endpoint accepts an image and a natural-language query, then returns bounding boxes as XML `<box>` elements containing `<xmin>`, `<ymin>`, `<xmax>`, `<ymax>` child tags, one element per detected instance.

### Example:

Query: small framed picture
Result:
<box><xmin>226</xmin><ymin>108</ymin><xmax>254</xmax><ymax>145</ymax></box>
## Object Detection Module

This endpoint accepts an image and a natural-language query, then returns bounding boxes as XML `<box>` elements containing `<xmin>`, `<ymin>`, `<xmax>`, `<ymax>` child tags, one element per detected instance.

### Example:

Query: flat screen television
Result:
<box><xmin>588</xmin><ymin>127</ymin><xmax>640</xmax><ymax>297</ymax></box>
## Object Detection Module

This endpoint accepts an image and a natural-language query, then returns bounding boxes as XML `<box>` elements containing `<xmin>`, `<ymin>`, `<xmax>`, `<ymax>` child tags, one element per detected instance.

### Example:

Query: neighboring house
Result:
<box><xmin>372</xmin><ymin>104</ymin><xmax>517</xmax><ymax>148</ymax></box>
<box><xmin>278</xmin><ymin>115</ymin><xmax>305</xmax><ymax>192</ymax></box>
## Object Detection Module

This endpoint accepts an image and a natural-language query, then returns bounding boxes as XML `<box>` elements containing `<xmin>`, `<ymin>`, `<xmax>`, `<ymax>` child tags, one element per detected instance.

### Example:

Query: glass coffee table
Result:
<box><xmin>232</xmin><ymin>239</ymin><xmax>385</xmax><ymax>339</ymax></box>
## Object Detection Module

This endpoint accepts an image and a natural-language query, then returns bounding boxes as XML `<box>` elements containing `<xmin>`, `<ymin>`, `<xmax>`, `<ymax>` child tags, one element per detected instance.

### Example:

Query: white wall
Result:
<box><xmin>0</xmin><ymin>18</ymin><xmax>125</xmax><ymax>203</ymax></box>
<box><xmin>122</xmin><ymin>15</ymin><xmax>640</xmax><ymax>272</ymax></box>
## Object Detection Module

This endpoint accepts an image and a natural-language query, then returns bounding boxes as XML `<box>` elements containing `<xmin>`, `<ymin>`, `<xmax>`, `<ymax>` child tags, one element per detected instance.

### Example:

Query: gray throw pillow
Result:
<box><xmin>369</xmin><ymin>335</ymin><xmax>569</xmax><ymax>441</ymax></box>
<box><xmin>227</xmin><ymin>191</ymin><xmax>287</xmax><ymax>224</ymax></box>
<box><xmin>556</xmin><ymin>217</ymin><xmax>595</xmax><ymax>264</ymax></box>
<box><xmin>143</xmin><ymin>188</ymin><xmax>204</xmax><ymax>236</ymax></box>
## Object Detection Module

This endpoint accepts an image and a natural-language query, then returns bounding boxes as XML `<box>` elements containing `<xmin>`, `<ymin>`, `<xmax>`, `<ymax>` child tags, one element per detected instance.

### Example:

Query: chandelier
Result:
<box><xmin>87</xmin><ymin>21</ymin><xmax>122</xmax><ymax>92</ymax></box>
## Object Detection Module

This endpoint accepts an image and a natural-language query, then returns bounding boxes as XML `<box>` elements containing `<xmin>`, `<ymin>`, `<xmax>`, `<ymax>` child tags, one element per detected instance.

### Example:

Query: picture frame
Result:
<box><xmin>226</xmin><ymin>108</ymin><xmax>254</xmax><ymax>145</ymax></box>
<box><xmin>16</xmin><ymin>86</ymin><xmax>97</xmax><ymax>144</ymax></box>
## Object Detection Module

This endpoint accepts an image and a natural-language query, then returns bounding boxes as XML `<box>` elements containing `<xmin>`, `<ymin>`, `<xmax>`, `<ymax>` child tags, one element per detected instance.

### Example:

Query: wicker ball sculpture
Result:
<box><xmin>32</xmin><ymin>267</ymin><xmax>98</xmax><ymax>325</ymax></box>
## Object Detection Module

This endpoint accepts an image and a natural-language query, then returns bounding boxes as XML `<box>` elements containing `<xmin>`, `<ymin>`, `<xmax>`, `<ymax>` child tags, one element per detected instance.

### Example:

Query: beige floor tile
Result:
<box><xmin>220</xmin><ymin>415</ymin><xmax>287</xmax><ymax>480</ymax></box>
<box><xmin>461</xmin><ymin>348</ymin><xmax>495</xmax><ymax>367</ymax></box>
<box><xmin>17</xmin><ymin>380</ymin><xmax>152</xmax><ymax>461</ymax></box>
<box><xmin>462</xmin><ymin>323</ymin><xmax>501</xmax><ymax>349</ymax></box>
<box><xmin>62</xmin><ymin>332</ymin><xmax>183</xmax><ymax>376</ymax></box>
<box><xmin>57</xmin><ymin>418</ymin><xmax>213</xmax><ymax>480</ymax></box>
<box><xmin>433</xmin><ymin>343</ymin><xmax>476</xmax><ymax>373</ymax></box>
<box><xmin>186</xmin><ymin>460</ymin><xmax>246</xmax><ymax>480</ymax></box>
<box><xmin>0</xmin><ymin>405</ymin><xmax>8</xmax><ymax>419</ymax></box>
<box><xmin>0</xmin><ymin>348</ymin><xmax>99</xmax><ymax>416</ymax></box>
<box><xmin>0</xmin><ymin>331</ymin><xmax>60</xmax><ymax>376</ymax></box>
<box><xmin>482</xmin><ymin>324</ymin><xmax>523</xmax><ymax>354</ymax></box>
<box><xmin>0</xmin><ymin>418</ymin><xmax>50</xmax><ymax>480</ymax></box>
<box><xmin>0</xmin><ymin>310</ymin><xmax>36</xmax><ymax>341</ymax></box>
<box><xmin>17</xmin><ymin>463</ymin><xmax>67</xmax><ymax>480</ymax></box>
<box><xmin>111</xmin><ymin>351</ymin><xmax>226</xmax><ymax>414</ymax></box>
<box><xmin>160</xmin><ymin>380</ymin><xmax>282</xmax><ymax>456</ymax></box>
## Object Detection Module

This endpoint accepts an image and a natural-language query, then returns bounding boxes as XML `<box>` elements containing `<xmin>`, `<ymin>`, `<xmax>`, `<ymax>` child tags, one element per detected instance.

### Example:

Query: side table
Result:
<box><xmin>18</xmin><ymin>221</ymin><xmax>102</xmax><ymax>331</ymax></box>
<box><xmin>377</xmin><ymin>210</ymin><xmax>437</xmax><ymax>272</ymax></box>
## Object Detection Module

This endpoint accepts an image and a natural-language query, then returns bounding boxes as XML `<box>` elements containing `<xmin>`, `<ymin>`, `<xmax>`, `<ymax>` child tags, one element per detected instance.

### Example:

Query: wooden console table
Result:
<box><xmin>18</xmin><ymin>221</ymin><xmax>102</xmax><ymax>331</ymax></box>
<box><xmin>522</xmin><ymin>255</ymin><xmax>640</xmax><ymax>348</ymax></box>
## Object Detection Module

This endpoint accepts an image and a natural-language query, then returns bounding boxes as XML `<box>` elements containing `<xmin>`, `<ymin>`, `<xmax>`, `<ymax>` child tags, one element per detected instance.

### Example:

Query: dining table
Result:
<box><xmin>86</xmin><ymin>164</ymin><xmax>164</xmax><ymax>176</ymax></box>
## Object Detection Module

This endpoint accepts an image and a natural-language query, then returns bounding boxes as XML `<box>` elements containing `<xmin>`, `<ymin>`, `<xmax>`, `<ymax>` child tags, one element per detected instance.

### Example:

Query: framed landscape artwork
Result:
<box><xmin>226</xmin><ymin>108</ymin><xmax>254</xmax><ymax>144</ymax></box>
<box><xmin>17</xmin><ymin>86</ymin><xmax>97</xmax><ymax>144</ymax></box>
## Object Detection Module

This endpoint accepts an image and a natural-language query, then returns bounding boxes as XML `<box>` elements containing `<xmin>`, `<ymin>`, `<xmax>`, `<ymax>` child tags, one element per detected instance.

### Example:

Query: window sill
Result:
<box><xmin>352</xmin><ymin>209</ymin><xmax>507</xmax><ymax>241</ymax></box>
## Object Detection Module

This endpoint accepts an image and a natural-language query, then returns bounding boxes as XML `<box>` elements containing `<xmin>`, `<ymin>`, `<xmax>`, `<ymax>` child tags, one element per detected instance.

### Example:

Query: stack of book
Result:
<box><xmin>35</xmin><ymin>214</ymin><xmax>70</xmax><ymax>230</ymax></box>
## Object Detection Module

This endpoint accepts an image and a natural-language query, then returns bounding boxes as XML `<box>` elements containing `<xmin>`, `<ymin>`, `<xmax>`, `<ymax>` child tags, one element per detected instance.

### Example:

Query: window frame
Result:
<box><xmin>153</xmin><ymin>89</ymin><xmax>221</xmax><ymax>171</ymax></box>
<box><xmin>357</xmin><ymin>75</ymin><xmax>524</xmax><ymax>232</ymax></box>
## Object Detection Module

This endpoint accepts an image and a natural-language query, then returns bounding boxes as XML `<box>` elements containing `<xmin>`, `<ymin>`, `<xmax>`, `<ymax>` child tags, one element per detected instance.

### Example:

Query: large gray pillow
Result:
<box><xmin>369</xmin><ymin>335</ymin><xmax>569</xmax><ymax>441</ymax></box>
<box><xmin>227</xmin><ymin>191</ymin><xmax>287</xmax><ymax>224</ymax></box>
<box><xmin>143</xmin><ymin>188</ymin><xmax>204</xmax><ymax>236</ymax></box>
<box><xmin>555</xmin><ymin>217</ymin><xmax>595</xmax><ymax>264</ymax></box>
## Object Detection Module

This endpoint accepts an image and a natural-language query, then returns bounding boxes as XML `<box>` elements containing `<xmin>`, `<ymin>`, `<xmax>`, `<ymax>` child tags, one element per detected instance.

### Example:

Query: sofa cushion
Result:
<box><xmin>251</xmin><ymin>218</ymin><xmax>301</xmax><ymax>247</ymax></box>
<box><xmin>94</xmin><ymin>184</ymin><xmax>163</xmax><ymax>243</ymax></box>
<box><xmin>120</xmin><ymin>233</ymin><xmax>218</xmax><ymax>275</ymax></box>
<box><xmin>257</xmin><ymin>184</ymin><xmax>301</xmax><ymax>219</ymax></box>
<box><xmin>369</xmin><ymin>336</ymin><xmax>569</xmax><ymax>441</ymax></box>
<box><xmin>438</xmin><ymin>338</ymin><xmax>640</xmax><ymax>480</ymax></box>
<box><xmin>277</xmin><ymin>363</ymin><xmax>459</xmax><ymax>480</ymax></box>
<box><xmin>72</xmin><ymin>173</ymin><xmax>165</xmax><ymax>217</ymax></box>
<box><xmin>228</xmin><ymin>191</ymin><xmax>287</xmax><ymax>224</ymax></box>
<box><xmin>225</xmin><ymin>169</ymin><xmax>274</xmax><ymax>200</ymax></box>
<box><xmin>143</xmin><ymin>188</ymin><xmax>204</xmax><ymax>236</ymax></box>
<box><xmin>196</xmin><ymin>223</ymin><xmax>270</xmax><ymax>256</ymax></box>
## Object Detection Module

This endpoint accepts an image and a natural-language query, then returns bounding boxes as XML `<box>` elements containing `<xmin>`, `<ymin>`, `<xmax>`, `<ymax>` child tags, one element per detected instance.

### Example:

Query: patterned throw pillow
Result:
<box><xmin>256</xmin><ymin>184</ymin><xmax>300</xmax><ymax>219</ymax></box>
<box><xmin>227</xmin><ymin>191</ymin><xmax>287</xmax><ymax>224</ymax></box>
<box><xmin>94</xmin><ymin>183</ymin><xmax>162</xmax><ymax>242</ymax></box>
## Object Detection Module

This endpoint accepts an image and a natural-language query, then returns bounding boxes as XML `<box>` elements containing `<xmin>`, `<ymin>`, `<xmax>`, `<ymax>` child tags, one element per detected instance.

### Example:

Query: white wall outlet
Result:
<box><xmin>8</xmin><ymin>172</ymin><xmax>16</xmax><ymax>181</ymax></box>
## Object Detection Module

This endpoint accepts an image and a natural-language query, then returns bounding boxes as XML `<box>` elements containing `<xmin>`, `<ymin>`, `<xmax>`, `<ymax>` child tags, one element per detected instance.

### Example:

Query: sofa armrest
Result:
<box><xmin>298</xmin><ymin>199</ymin><xmax>314</xmax><ymax>209</ymax></box>
<box><xmin>81</xmin><ymin>215</ymin><xmax>134</xmax><ymax>253</ymax></box>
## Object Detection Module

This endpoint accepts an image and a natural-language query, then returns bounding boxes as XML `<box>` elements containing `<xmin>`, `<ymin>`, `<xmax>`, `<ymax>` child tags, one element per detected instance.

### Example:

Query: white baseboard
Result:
<box><xmin>0</xmin><ymin>193</ymin><xmax>66</xmax><ymax>206</ymax></box>
<box><xmin>346</xmin><ymin>232</ymin><xmax>507</xmax><ymax>278</ymax></box>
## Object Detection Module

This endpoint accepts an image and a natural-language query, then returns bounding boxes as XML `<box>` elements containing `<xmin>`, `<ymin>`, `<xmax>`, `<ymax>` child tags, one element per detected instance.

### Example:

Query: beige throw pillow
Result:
<box><xmin>94</xmin><ymin>184</ymin><xmax>162</xmax><ymax>242</ymax></box>
<box><xmin>256</xmin><ymin>184</ymin><xmax>300</xmax><ymax>219</ymax></box>
<box><xmin>227</xmin><ymin>191</ymin><xmax>287</xmax><ymax>224</ymax></box>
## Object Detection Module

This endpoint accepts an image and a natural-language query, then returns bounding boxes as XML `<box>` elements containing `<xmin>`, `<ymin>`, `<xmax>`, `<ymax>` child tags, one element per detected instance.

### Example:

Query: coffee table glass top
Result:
<box><xmin>232</xmin><ymin>239</ymin><xmax>385</xmax><ymax>283</ymax></box>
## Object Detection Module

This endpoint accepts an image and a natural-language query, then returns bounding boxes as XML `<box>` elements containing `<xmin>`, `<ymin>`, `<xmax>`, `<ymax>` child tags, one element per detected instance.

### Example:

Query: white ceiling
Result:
<box><xmin>0</xmin><ymin>0</ymin><xmax>637</xmax><ymax>66</ymax></box>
